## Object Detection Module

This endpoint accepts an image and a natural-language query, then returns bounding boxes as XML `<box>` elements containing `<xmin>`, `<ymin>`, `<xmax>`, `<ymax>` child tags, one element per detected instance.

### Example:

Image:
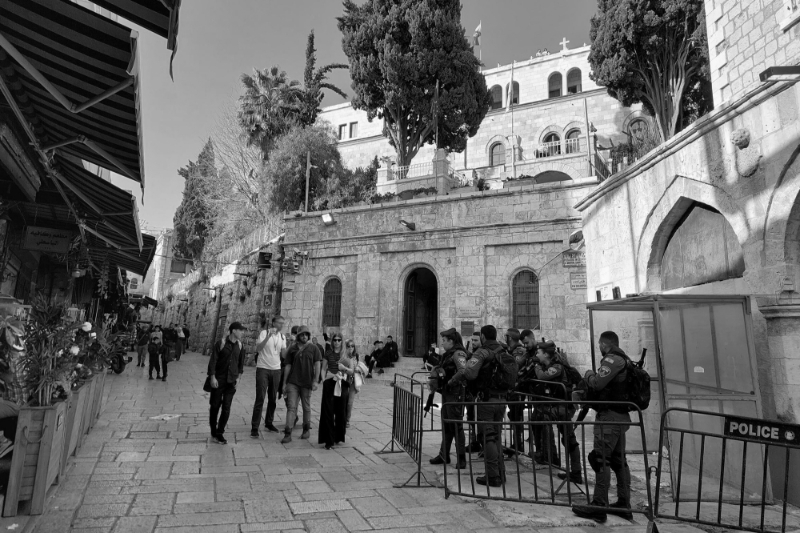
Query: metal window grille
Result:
<box><xmin>323</xmin><ymin>278</ymin><xmax>342</xmax><ymax>327</ymax></box>
<box><xmin>512</xmin><ymin>270</ymin><xmax>540</xmax><ymax>330</ymax></box>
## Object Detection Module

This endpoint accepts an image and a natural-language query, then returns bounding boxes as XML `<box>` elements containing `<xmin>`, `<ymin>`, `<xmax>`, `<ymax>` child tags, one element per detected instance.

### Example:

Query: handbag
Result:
<box><xmin>203</xmin><ymin>376</ymin><xmax>212</xmax><ymax>392</ymax></box>
<box><xmin>354</xmin><ymin>371</ymin><xmax>364</xmax><ymax>393</ymax></box>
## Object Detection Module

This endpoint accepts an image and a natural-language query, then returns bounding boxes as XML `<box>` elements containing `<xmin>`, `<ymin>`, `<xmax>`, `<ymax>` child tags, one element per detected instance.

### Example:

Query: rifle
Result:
<box><xmin>575</xmin><ymin>348</ymin><xmax>647</xmax><ymax>422</ymax></box>
<box><xmin>424</xmin><ymin>367</ymin><xmax>446</xmax><ymax>418</ymax></box>
<box><xmin>423</xmin><ymin>390</ymin><xmax>438</xmax><ymax>418</ymax></box>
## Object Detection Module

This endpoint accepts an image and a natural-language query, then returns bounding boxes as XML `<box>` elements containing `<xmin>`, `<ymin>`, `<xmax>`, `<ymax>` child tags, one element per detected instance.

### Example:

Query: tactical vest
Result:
<box><xmin>593</xmin><ymin>353</ymin><xmax>629</xmax><ymax>411</ymax></box>
<box><xmin>471</xmin><ymin>344</ymin><xmax>506</xmax><ymax>394</ymax></box>
<box><xmin>440</xmin><ymin>349</ymin><xmax>461</xmax><ymax>382</ymax></box>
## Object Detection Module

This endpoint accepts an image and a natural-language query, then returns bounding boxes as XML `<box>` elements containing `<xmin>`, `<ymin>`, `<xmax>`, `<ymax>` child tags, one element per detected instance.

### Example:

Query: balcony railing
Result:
<box><xmin>390</xmin><ymin>161</ymin><xmax>433</xmax><ymax>181</ymax></box>
<box><xmin>536</xmin><ymin>140</ymin><xmax>562</xmax><ymax>159</ymax></box>
<box><xmin>535</xmin><ymin>136</ymin><xmax>587</xmax><ymax>160</ymax></box>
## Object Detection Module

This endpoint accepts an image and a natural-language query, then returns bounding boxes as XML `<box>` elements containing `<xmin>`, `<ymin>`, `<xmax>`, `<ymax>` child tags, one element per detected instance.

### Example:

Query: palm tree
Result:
<box><xmin>299</xmin><ymin>31</ymin><xmax>348</xmax><ymax>127</ymax></box>
<box><xmin>238</xmin><ymin>66</ymin><xmax>303</xmax><ymax>158</ymax></box>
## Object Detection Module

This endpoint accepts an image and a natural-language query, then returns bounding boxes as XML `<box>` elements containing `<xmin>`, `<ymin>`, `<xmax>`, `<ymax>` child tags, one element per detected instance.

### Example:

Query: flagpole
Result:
<box><xmin>509</xmin><ymin>61</ymin><xmax>516</xmax><ymax>179</ymax></box>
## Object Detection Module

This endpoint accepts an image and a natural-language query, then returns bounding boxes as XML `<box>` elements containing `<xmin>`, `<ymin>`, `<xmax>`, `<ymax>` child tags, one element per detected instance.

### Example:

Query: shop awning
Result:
<box><xmin>89</xmin><ymin>0</ymin><xmax>181</xmax><ymax>51</ymax></box>
<box><xmin>54</xmin><ymin>155</ymin><xmax>155</xmax><ymax>276</ymax></box>
<box><xmin>0</xmin><ymin>0</ymin><xmax>145</xmax><ymax>188</ymax></box>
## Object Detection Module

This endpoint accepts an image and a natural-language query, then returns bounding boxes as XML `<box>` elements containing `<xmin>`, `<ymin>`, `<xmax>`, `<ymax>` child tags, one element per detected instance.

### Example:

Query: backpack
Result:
<box><xmin>622</xmin><ymin>352</ymin><xmax>651</xmax><ymax>412</ymax></box>
<box><xmin>562</xmin><ymin>362</ymin><xmax>583</xmax><ymax>389</ymax></box>
<box><xmin>487</xmin><ymin>346</ymin><xmax>519</xmax><ymax>392</ymax></box>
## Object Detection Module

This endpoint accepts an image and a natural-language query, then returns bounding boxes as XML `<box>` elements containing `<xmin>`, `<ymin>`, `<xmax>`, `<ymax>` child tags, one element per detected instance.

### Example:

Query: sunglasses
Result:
<box><xmin>346</xmin><ymin>344</ymin><xmax>354</xmax><ymax>348</ymax></box>
<box><xmin>333</xmin><ymin>338</ymin><xmax>342</xmax><ymax>342</ymax></box>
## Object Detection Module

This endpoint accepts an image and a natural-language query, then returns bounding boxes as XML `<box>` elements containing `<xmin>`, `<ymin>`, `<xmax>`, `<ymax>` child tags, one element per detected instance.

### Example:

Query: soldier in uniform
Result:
<box><xmin>505</xmin><ymin>328</ymin><xmax>528</xmax><ymax>455</ymax></box>
<box><xmin>450</xmin><ymin>325</ymin><xmax>507</xmax><ymax>487</ymax></box>
<box><xmin>572</xmin><ymin>331</ymin><xmax>633</xmax><ymax>522</ymax></box>
<box><xmin>532</xmin><ymin>341</ymin><xmax>582</xmax><ymax>483</ymax></box>
<box><xmin>429</xmin><ymin>328</ymin><xmax>469</xmax><ymax>468</ymax></box>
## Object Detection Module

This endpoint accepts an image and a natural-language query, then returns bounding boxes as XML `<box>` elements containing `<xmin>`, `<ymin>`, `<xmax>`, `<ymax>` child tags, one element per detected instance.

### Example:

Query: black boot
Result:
<box><xmin>572</xmin><ymin>501</ymin><xmax>608</xmax><ymax>523</ymax></box>
<box><xmin>429</xmin><ymin>454</ymin><xmax>450</xmax><ymax>465</ymax></box>
<box><xmin>455</xmin><ymin>454</ymin><xmax>467</xmax><ymax>469</ymax></box>
<box><xmin>609</xmin><ymin>501</ymin><xmax>633</xmax><ymax>520</ymax></box>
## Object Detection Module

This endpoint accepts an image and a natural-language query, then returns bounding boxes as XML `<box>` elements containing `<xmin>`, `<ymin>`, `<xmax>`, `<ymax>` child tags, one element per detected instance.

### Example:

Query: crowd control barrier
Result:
<box><xmin>375</xmin><ymin>373</ymin><xmax>439</xmax><ymax>488</ymax></box>
<box><xmin>654</xmin><ymin>408</ymin><xmax>800</xmax><ymax>533</ymax></box>
<box><xmin>440</xmin><ymin>399</ymin><xmax>655</xmax><ymax>525</ymax></box>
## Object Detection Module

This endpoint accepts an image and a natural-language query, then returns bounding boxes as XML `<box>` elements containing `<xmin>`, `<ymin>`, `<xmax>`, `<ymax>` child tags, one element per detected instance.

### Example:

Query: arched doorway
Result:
<box><xmin>403</xmin><ymin>267</ymin><xmax>438</xmax><ymax>357</ymax></box>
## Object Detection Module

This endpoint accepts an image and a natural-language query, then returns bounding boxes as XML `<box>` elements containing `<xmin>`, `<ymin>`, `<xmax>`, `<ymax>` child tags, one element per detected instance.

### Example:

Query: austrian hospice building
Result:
<box><xmin>280</xmin><ymin>42</ymin><xmax>647</xmax><ymax>361</ymax></box>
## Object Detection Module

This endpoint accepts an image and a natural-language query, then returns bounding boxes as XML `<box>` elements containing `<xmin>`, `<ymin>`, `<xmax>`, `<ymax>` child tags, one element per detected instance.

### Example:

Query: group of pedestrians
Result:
<box><xmin>207</xmin><ymin>316</ymin><xmax>368</xmax><ymax>450</ymax></box>
<box><xmin>133</xmin><ymin>323</ymin><xmax>190</xmax><ymax>382</ymax></box>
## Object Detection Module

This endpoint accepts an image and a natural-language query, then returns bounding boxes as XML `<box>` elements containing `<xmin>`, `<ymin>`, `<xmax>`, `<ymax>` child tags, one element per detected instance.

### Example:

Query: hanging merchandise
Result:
<box><xmin>96</xmin><ymin>258</ymin><xmax>110</xmax><ymax>300</ymax></box>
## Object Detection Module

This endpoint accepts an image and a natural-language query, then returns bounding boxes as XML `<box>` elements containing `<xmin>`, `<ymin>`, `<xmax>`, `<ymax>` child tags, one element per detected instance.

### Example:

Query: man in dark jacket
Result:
<box><xmin>572</xmin><ymin>330</ymin><xmax>632</xmax><ymax>522</ymax></box>
<box><xmin>147</xmin><ymin>335</ymin><xmax>167</xmax><ymax>380</ymax></box>
<box><xmin>429</xmin><ymin>328</ymin><xmax>468</xmax><ymax>468</ymax></box>
<box><xmin>450</xmin><ymin>325</ymin><xmax>509</xmax><ymax>488</ymax></box>
<box><xmin>207</xmin><ymin>322</ymin><xmax>247</xmax><ymax>444</ymax></box>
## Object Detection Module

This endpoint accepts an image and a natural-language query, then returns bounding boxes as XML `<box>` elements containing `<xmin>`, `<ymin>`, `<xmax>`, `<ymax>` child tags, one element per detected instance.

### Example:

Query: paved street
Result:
<box><xmin>15</xmin><ymin>352</ymin><xmax>701</xmax><ymax>533</ymax></box>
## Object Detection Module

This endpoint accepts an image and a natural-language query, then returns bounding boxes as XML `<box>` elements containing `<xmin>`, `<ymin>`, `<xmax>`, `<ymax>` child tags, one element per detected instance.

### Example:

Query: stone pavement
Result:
<box><xmin>11</xmin><ymin>352</ymin><xmax>711</xmax><ymax>533</ymax></box>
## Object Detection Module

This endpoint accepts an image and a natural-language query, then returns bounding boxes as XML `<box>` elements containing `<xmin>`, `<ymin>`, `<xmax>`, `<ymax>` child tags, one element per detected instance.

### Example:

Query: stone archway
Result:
<box><xmin>402</xmin><ymin>267</ymin><xmax>438</xmax><ymax>357</ymax></box>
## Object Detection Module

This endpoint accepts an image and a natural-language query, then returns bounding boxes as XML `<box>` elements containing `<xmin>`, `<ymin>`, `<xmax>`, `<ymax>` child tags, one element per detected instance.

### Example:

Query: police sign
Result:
<box><xmin>723</xmin><ymin>415</ymin><xmax>800</xmax><ymax>446</ymax></box>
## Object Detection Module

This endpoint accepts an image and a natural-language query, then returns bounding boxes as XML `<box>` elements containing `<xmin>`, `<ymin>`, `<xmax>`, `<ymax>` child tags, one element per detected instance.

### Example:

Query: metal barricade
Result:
<box><xmin>375</xmin><ymin>373</ymin><xmax>439</xmax><ymax>488</ymax></box>
<box><xmin>411</xmin><ymin>371</ymin><xmax>440</xmax><ymax>434</ymax></box>
<box><xmin>655</xmin><ymin>408</ymin><xmax>800</xmax><ymax>533</ymax></box>
<box><xmin>440</xmin><ymin>398</ymin><xmax>654</xmax><ymax>524</ymax></box>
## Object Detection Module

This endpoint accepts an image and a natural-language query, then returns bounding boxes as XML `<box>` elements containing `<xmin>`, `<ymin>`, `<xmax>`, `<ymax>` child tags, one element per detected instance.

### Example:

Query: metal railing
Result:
<box><xmin>375</xmin><ymin>373</ymin><xmax>439</xmax><ymax>488</ymax></box>
<box><xmin>440</xmin><ymin>399</ymin><xmax>654</xmax><ymax>524</ymax></box>
<box><xmin>536</xmin><ymin>140</ymin><xmax>562</xmax><ymax>159</ymax></box>
<box><xmin>390</xmin><ymin>162</ymin><xmax>434</xmax><ymax>181</ymax></box>
<box><xmin>655</xmin><ymin>407</ymin><xmax>800</xmax><ymax>533</ymax></box>
<box><xmin>564</xmin><ymin>137</ymin><xmax>582</xmax><ymax>154</ymax></box>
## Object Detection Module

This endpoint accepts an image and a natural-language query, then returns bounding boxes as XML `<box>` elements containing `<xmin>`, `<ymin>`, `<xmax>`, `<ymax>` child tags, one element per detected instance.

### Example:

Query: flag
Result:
<box><xmin>506</xmin><ymin>61</ymin><xmax>515</xmax><ymax>113</ymax></box>
<box><xmin>473</xmin><ymin>21</ymin><xmax>481</xmax><ymax>46</ymax></box>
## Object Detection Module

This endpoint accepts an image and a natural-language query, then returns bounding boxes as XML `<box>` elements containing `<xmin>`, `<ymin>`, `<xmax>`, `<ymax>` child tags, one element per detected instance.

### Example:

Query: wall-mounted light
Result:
<box><xmin>568</xmin><ymin>229</ymin><xmax>584</xmax><ymax>251</ymax></box>
<box><xmin>321</xmin><ymin>213</ymin><xmax>336</xmax><ymax>226</ymax></box>
<box><xmin>399</xmin><ymin>219</ymin><xmax>416</xmax><ymax>231</ymax></box>
<box><xmin>759</xmin><ymin>66</ymin><xmax>800</xmax><ymax>82</ymax></box>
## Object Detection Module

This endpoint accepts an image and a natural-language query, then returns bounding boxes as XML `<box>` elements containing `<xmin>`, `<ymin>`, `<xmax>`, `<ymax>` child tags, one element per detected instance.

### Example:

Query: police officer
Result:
<box><xmin>532</xmin><ymin>340</ymin><xmax>582</xmax><ymax>483</ymax></box>
<box><xmin>572</xmin><ymin>331</ymin><xmax>632</xmax><ymax>522</ymax></box>
<box><xmin>429</xmin><ymin>328</ymin><xmax>468</xmax><ymax>468</ymax></box>
<box><xmin>450</xmin><ymin>325</ymin><xmax>508</xmax><ymax>487</ymax></box>
<box><xmin>505</xmin><ymin>328</ymin><xmax>527</xmax><ymax>455</ymax></box>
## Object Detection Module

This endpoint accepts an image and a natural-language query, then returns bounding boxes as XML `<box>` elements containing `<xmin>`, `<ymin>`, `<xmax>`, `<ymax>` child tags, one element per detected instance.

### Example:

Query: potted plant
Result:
<box><xmin>2</xmin><ymin>295</ymin><xmax>78</xmax><ymax>516</ymax></box>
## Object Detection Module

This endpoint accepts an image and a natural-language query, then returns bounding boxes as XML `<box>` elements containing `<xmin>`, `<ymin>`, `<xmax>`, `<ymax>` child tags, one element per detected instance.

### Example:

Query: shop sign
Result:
<box><xmin>460</xmin><ymin>321</ymin><xmax>474</xmax><ymax>336</ymax></box>
<box><xmin>23</xmin><ymin>226</ymin><xmax>72</xmax><ymax>254</ymax></box>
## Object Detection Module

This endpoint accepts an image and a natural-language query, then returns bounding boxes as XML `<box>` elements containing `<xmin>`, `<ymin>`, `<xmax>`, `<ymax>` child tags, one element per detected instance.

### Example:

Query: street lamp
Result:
<box><xmin>399</xmin><ymin>220</ymin><xmax>416</xmax><ymax>231</ymax></box>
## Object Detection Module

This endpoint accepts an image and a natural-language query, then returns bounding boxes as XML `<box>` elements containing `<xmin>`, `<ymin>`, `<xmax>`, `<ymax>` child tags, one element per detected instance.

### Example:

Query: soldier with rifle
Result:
<box><xmin>505</xmin><ymin>328</ymin><xmax>528</xmax><ymax>456</ymax></box>
<box><xmin>516</xmin><ymin>331</ymin><xmax>559</xmax><ymax>466</ymax></box>
<box><xmin>428</xmin><ymin>328</ymin><xmax>469</xmax><ymax>469</ymax></box>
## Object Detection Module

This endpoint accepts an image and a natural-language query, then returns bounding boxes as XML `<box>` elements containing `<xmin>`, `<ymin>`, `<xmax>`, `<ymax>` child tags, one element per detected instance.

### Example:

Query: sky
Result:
<box><xmin>116</xmin><ymin>0</ymin><xmax>599</xmax><ymax>233</ymax></box>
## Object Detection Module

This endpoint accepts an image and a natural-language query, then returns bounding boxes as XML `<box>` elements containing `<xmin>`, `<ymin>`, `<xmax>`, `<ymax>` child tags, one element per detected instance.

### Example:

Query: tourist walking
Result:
<box><xmin>147</xmin><ymin>334</ymin><xmax>166</xmax><ymax>380</ymax></box>
<box><xmin>135</xmin><ymin>324</ymin><xmax>149</xmax><ymax>367</ymax></box>
<box><xmin>281</xmin><ymin>326</ymin><xmax>322</xmax><ymax>444</ymax></box>
<box><xmin>318</xmin><ymin>334</ymin><xmax>355</xmax><ymax>449</ymax></box>
<box><xmin>343</xmin><ymin>340</ymin><xmax>361</xmax><ymax>428</ymax></box>
<box><xmin>251</xmin><ymin>315</ymin><xmax>287</xmax><ymax>438</ymax></box>
<box><xmin>208</xmin><ymin>322</ymin><xmax>247</xmax><ymax>445</ymax></box>
<box><xmin>175</xmin><ymin>324</ymin><xmax>185</xmax><ymax>361</ymax></box>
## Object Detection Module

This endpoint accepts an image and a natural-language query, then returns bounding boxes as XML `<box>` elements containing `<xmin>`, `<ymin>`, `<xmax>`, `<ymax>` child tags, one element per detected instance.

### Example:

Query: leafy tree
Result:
<box><xmin>263</xmin><ymin>124</ymin><xmax>347</xmax><ymax>213</ymax></box>
<box><xmin>338</xmin><ymin>0</ymin><xmax>491</xmax><ymax>167</ymax></box>
<box><xmin>314</xmin><ymin>156</ymin><xmax>379</xmax><ymax>210</ymax></box>
<box><xmin>299</xmin><ymin>31</ymin><xmax>349</xmax><ymax>127</ymax></box>
<box><xmin>238</xmin><ymin>67</ymin><xmax>303</xmax><ymax>158</ymax></box>
<box><xmin>588</xmin><ymin>0</ymin><xmax>711</xmax><ymax>141</ymax></box>
<box><xmin>172</xmin><ymin>140</ymin><xmax>216</xmax><ymax>260</ymax></box>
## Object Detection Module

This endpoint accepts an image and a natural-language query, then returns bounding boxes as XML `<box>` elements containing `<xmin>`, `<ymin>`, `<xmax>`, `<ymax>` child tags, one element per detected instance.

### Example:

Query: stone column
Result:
<box><xmin>759</xmin><ymin>304</ymin><xmax>800</xmax><ymax>425</ymax></box>
<box><xmin>432</xmin><ymin>148</ymin><xmax>450</xmax><ymax>194</ymax></box>
<box><xmin>375</xmin><ymin>164</ymin><xmax>395</xmax><ymax>196</ymax></box>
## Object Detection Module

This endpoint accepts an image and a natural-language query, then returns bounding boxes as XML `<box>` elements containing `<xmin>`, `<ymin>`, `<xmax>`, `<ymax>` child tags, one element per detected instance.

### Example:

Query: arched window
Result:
<box><xmin>505</xmin><ymin>81</ymin><xmax>519</xmax><ymax>105</ymax></box>
<box><xmin>661</xmin><ymin>203</ymin><xmax>745</xmax><ymax>290</ymax></box>
<box><xmin>548</xmin><ymin>72</ymin><xmax>562</xmax><ymax>98</ymax></box>
<box><xmin>490</xmin><ymin>142</ymin><xmax>505</xmax><ymax>166</ymax></box>
<box><xmin>567</xmin><ymin>68</ymin><xmax>582</xmax><ymax>94</ymax></box>
<box><xmin>512</xmin><ymin>270</ymin><xmax>540</xmax><ymax>330</ymax></box>
<box><xmin>489</xmin><ymin>85</ymin><xmax>503</xmax><ymax>110</ymax></box>
<box><xmin>129</xmin><ymin>278</ymin><xmax>138</xmax><ymax>290</ymax></box>
<box><xmin>322</xmin><ymin>278</ymin><xmax>342</xmax><ymax>327</ymax></box>
<box><xmin>565</xmin><ymin>129</ymin><xmax>581</xmax><ymax>154</ymax></box>
<box><xmin>541</xmin><ymin>132</ymin><xmax>561</xmax><ymax>157</ymax></box>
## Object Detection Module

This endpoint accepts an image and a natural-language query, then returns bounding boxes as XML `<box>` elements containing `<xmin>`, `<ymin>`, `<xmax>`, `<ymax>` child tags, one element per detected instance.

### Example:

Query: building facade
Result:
<box><xmin>321</xmin><ymin>42</ymin><xmax>647</xmax><ymax>185</ymax></box>
<box><xmin>148</xmin><ymin>230</ymin><xmax>190</xmax><ymax>301</ymax></box>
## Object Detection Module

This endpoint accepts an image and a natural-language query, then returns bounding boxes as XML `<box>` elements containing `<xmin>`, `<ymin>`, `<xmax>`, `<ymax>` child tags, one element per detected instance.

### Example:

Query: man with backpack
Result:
<box><xmin>505</xmin><ymin>328</ymin><xmax>527</xmax><ymax>456</ymax></box>
<box><xmin>571</xmin><ymin>330</ymin><xmax>633</xmax><ymax>523</ymax></box>
<box><xmin>450</xmin><ymin>325</ymin><xmax>517</xmax><ymax>488</ymax></box>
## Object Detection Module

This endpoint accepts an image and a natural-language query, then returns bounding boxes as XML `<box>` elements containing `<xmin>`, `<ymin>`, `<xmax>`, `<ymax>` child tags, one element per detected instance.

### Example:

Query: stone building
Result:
<box><xmin>279</xmin><ymin>179</ymin><xmax>592</xmax><ymax>362</ymax></box>
<box><xmin>322</xmin><ymin>41</ymin><xmax>648</xmax><ymax>184</ymax></box>
<box><xmin>576</xmin><ymin>0</ymin><xmax>800</xmax><ymax>504</ymax></box>
<box><xmin>148</xmin><ymin>230</ymin><xmax>191</xmax><ymax>301</ymax></box>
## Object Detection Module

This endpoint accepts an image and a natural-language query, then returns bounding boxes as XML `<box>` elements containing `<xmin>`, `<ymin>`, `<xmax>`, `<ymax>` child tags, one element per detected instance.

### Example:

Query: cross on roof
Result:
<box><xmin>560</xmin><ymin>37</ymin><xmax>570</xmax><ymax>51</ymax></box>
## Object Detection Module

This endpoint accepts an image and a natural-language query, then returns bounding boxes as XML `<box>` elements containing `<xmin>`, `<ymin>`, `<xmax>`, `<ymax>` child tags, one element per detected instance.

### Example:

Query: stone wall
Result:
<box><xmin>576</xmin><ymin>80</ymin><xmax>800</xmax><ymax>425</ymax></box>
<box><xmin>705</xmin><ymin>0</ymin><xmax>800</xmax><ymax>106</ymax></box>
<box><xmin>280</xmin><ymin>180</ymin><xmax>593</xmax><ymax>368</ymax></box>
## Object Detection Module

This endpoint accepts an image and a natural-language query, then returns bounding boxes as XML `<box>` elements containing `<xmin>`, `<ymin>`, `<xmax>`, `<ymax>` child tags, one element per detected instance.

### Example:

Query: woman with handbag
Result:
<box><xmin>344</xmin><ymin>340</ymin><xmax>366</xmax><ymax>428</ymax></box>
<box><xmin>318</xmin><ymin>335</ymin><xmax>354</xmax><ymax>449</ymax></box>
